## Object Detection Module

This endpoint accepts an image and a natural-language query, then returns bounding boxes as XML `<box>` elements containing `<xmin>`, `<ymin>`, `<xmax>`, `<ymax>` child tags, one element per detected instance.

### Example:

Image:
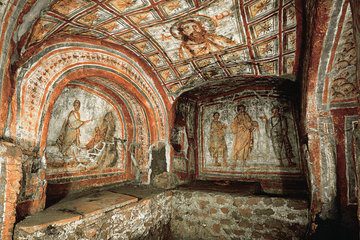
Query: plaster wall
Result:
<box><xmin>350</xmin><ymin>0</ymin><xmax>360</xmax><ymax>226</ymax></box>
<box><xmin>171</xmin><ymin>99</ymin><xmax>197</xmax><ymax>181</ymax></box>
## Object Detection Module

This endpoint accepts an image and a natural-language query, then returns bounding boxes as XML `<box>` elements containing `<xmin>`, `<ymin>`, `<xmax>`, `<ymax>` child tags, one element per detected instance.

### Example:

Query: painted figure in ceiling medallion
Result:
<box><xmin>171</xmin><ymin>16</ymin><xmax>236</xmax><ymax>60</ymax></box>
<box><xmin>56</xmin><ymin>100</ymin><xmax>92</xmax><ymax>157</ymax></box>
<box><xmin>261</xmin><ymin>106</ymin><xmax>296</xmax><ymax>166</ymax></box>
<box><xmin>230</xmin><ymin>105</ymin><xmax>258</xmax><ymax>165</ymax></box>
<box><xmin>209</xmin><ymin>112</ymin><xmax>228</xmax><ymax>166</ymax></box>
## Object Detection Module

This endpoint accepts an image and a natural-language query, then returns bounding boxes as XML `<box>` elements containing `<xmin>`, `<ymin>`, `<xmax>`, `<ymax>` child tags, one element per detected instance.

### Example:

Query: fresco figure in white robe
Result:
<box><xmin>56</xmin><ymin>100</ymin><xmax>91</xmax><ymax>157</ymax></box>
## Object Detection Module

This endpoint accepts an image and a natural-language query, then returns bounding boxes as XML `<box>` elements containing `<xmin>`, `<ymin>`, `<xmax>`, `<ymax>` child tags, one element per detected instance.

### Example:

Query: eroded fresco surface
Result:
<box><xmin>46</xmin><ymin>87</ymin><xmax>126</xmax><ymax>175</ymax></box>
<box><xmin>198</xmin><ymin>95</ymin><xmax>301</xmax><ymax>177</ymax></box>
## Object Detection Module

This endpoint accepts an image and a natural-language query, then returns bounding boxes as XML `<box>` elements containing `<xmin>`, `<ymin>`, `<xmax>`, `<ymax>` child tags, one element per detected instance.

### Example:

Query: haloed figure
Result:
<box><xmin>56</xmin><ymin>100</ymin><xmax>91</xmax><ymax>157</ymax></box>
<box><xmin>208</xmin><ymin>112</ymin><xmax>228</xmax><ymax>166</ymax></box>
<box><xmin>177</xmin><ymin>19</ymin><xmax>236</xmax><ymax>59</ymax></box>
<box><xmin>230</xmin><ymin>105</ymin><xmax>258</xmax><ymax>165</ymax></box>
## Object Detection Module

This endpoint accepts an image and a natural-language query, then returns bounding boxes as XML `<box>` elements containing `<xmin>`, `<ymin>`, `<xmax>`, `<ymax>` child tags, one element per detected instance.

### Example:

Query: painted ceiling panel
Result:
<box><xmin>50</xmin><ymin>0</ymin><xmax>95</xmax><ymax>17</ymax></box>
<box><xmin>25</xmin><ymin>0</ymin><xmax>299</xmax><ymax>96</ymax></box>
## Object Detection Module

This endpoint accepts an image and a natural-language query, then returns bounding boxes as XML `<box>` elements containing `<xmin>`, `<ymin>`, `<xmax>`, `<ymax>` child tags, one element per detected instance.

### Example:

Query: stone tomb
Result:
<box><xmin>14</xmin><ymin>185</ymin><xmax>308</xmax><ymax>240</ymax></box>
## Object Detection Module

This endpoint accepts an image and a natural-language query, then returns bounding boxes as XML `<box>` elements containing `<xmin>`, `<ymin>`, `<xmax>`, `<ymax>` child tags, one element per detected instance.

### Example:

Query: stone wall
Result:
<box><xmin>14</xmin><ymin>190</ymin><xmax>308</xmax><ymax>240</ymax></box>
<box><xmin>171</xmin><ymin>190</ymin><xmax>308</xmax><ymax>240</ymax></box>
<box><xmin>14</xmin><ymin>192</ymin><xmax>173</xmax><ymax>240</ymax></box>
<box><xmin>17</xmin><ymin>153</ymin><xmax>47</xmax><ymax>221</ymax></box>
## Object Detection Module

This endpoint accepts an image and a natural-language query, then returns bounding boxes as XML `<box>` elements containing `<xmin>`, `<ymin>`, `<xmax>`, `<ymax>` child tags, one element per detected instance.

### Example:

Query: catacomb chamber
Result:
<box><xmin>0</xmin><ymin>0</ymin><xmax>358</xmax><ymax>239</ymax></box>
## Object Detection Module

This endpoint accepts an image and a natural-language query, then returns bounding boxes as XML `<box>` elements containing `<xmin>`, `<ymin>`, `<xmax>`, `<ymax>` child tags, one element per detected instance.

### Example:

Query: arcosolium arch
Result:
<box><xmin>9</xmin><ymin>42</ymin><xmax>171</xmax><ymax>179</ymax></box>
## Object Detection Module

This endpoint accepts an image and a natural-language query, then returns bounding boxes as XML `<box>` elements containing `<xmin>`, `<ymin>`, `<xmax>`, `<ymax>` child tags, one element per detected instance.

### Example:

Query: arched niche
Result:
<box><xmin>11</xmin><ymin>44</ymin><xmax>170</xmax><ymax>214</ymax></box>
<box><xmin>171</xmin><ymin>77</ymin><xmax>307</xmax><ymax>194</ymax></box>
<box><xmin>45</xmin><ymin>85</ymin><xmax>130</xmax><ymax>178</ymax></box>
<box><xmin>42</xmin><ymin>81</ymin><xmax>141</xmax><ymax>205</ymax></box>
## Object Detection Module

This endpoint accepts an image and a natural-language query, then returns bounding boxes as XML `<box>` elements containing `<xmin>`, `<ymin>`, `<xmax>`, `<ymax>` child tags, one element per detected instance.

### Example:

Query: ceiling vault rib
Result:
<box><xmin>19</xmin><ymin>0</ymin><xmax>299</xmax><ymax>98</ymax></box>
<box><xmin>239</xmin><ymin>0</ymin><xmax>258</xmax><ymax>75</ymax></box>
<box><xmin>278</xmin><ymin>0</ymin><xmax>283</xmax><ymax>75</ymax></box>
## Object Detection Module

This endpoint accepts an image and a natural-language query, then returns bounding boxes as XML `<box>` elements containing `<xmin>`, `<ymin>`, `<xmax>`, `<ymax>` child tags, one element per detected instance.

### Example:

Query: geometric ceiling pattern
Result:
<box><xmin>26</xmin><ymin>0</ymin><xmax>298</xmax><ymax>95</ymax></box>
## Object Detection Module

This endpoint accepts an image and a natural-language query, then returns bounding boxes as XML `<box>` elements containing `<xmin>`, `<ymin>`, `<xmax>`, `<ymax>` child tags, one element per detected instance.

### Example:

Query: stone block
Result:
<box><xmin>13</xmin><ymin>189</ymin><xmax>308</xmax><ymax>240</ymax></box>
<box><xmin>0</xmin><ymin>141</ymin><xmax>23</xmax><ymax>240</ymax></box>
<box><xmin>152</xmin><ymin>172</ymin><xmax>179</xmax><ymax>189</ymax></box>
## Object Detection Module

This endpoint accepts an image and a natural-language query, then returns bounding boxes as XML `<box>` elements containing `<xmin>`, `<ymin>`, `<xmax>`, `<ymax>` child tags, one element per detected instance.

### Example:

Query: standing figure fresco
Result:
<box><xmin>208</xmin><ymin>112</ymin><xmax>228</xmax><ymax>166</ymax></box>
<box><xmin>351</xmin><ymin>119</ymin><xmax>360</xmax><ymax>207</ymax></box>
<box><xmin>352</xmin><ymin>119</ymin><xmax>360</xmax><ymax>168</ymax></box>
<box><xmin>262</xmin><ymin>107</ymin><xmax>296</xmax><ymax>166</ymax></box>
<box><xmin>171</xmin><ymin>16</ymin><xmax>236</xmax><ymax>60</ymax></box>
<box><xmin>56</xmin><ymin>100</ymin><xmax>92</xmax><ymax>157</ymax></box>
<box><xmin>230</xmin><ymin>105</ymin><xmax>258</xmax><ymax>165</ymax></box>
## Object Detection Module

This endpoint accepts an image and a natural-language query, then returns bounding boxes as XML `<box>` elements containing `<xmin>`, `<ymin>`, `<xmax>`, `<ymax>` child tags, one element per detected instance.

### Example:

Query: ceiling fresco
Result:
<box><xmin>25</xmin><ymin>0</ymin><xmax>299</xmax><ymax>96</ymax></box>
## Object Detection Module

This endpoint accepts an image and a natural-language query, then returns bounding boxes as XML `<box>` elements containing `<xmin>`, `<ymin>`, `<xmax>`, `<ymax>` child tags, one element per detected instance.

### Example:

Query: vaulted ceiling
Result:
<box><xmin>22</xmin><ymin>0</ymin><xmax>299</xmax><ymax>97</ymax></box>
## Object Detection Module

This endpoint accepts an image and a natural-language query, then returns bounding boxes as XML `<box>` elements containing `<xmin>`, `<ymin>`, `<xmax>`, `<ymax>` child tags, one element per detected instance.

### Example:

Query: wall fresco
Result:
<box><xmin>345</xmin><ymin>115</ymin><xmax>359</xmax><ymax>205</ymax></box>
<box><xmin>302</xmin><ymin>0</ymin><xmax>359</xmax><ymax>227</ymax></box>
<box><xmin>171</xmin><ymin>99</ymin><xmax>197</xmax><ymax>179</ymax></box>
<box><xmin>318</xmin><ymin>117</ymin><xmax>337</xmax><ymax>218</ymax></box>
<box><xmin>329</xmin><ymin>5</ymin><xmax>358</xmax><ymax>105</ymax></box>
<box><xmin>199</xmin><ymin>95</ymin><xmax>301</xmax><ymax>177</ymax></box>
<box><xmin>45</xmin><ymin>87</ymin><xmax>126</xmax><ymax>175</ymax></box>
<box><xmin>14</xmin><ymin>46</ymin><xmax>167</xmax><ymax>151</ymax></box>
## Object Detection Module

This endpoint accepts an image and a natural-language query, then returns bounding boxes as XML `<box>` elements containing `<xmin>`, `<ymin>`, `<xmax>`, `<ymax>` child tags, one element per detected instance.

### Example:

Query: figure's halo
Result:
<box><xmin>170</xmin><ymin>15</ymin><xmax>217</xmax><ymax>40</ymax></box>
